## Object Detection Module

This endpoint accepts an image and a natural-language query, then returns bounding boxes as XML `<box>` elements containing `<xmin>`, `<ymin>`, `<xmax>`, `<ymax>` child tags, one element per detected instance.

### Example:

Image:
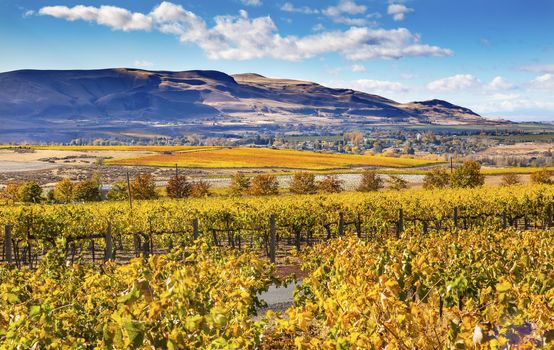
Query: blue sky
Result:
<box><xmin>1</xmin><ymin>0</ymin><xmax>553</xmax><ymax>121</ymax></box>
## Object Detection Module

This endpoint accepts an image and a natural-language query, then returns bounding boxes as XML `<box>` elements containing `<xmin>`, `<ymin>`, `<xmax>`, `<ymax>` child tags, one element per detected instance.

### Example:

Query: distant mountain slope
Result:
<box><xmin>0</xmin><ymin>68</ymin><xmax>495</xmax><ymax>142</ymax></box>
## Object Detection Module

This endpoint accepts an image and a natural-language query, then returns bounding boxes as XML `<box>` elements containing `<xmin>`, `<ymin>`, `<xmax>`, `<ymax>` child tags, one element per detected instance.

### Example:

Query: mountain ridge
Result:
<box><xmin>0</xmin><ymin>68</ymin><xmax>500</xmax><ymax>142</ymax></box>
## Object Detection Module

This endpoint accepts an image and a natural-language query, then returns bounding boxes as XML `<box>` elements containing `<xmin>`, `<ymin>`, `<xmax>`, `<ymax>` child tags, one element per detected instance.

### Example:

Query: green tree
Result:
<box><xmin>53</xmin><ymin>178</ymin><xmax>74</xmax><ymax>203</ymax></box>
<box><xmin>357</xmin><ymin>170</ymin><xmax>383</xmax><ymax>192</ymax></box>
<box><xmin>423</xmin><ymin>168</ymin><xmax>450</xmax><ymax>189</ymax></box>
<box><xmin>530</xmin><ymin>168</ymin><xmax>552</xmax><ymax>184</ymax></box>
<box><xmin>131</xmin><ymin>174</ymin><xmax>158</xmax><ymax>200</ymax></box>
<box><xmin>73</xmin><ymin>180</ymin><xmax>101</xmax><ymax>202</ymax></box>
<box><xmin>18</xmin><ymin>181</ymin><xmax>43</xmax><ymax>203</ymax></box>
<box><xmin>289</xmin><ymin>172</ymin><xmax>317</xmax><ymax>195</ymax></box>
<box><xmin>106</xmin><ymin>182</ymin><xmax>128</xmax><ymax>201</ymax></box>
<box><xmin>166</xmin><ymin>175</ymin><xmax>192</xmax><ymax>198</ymax></box>
<box><xmin>316</xmin><ymin>175</ymin><xmax>343</xmax><ymax>194</ymax></box>
<box><xmin>229</xmin><ymin>173</ymin><xmax>251</xmax><ymax>196</ymax></box>
<box><xmin>387</xmin><ymin>175</ymin><xmax>408</xmax><ymax>191</ymax></box>
<box><xmin>450</xmin><ymin>161</ymin><xmax>485</xmax><ymax>188</ymax></box>
<box><xmin>249</xmin><ymin>174</ymin><xmax>279</xmax><ymax>196</ymax></box>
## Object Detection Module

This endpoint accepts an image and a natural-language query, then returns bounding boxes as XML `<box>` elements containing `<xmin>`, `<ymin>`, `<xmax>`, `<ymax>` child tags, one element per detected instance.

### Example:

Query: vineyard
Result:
<box><xmin>0</xmin><ymin>185</ymin><xmax>553</xmax><ymax>348</ymax></box>
<box><xmin>106</xmin><ymin>147</ymin><xmax>435</xmax><ymax>169</ymax></box>
<box><xmin>1</xmin><ymin>185</ymin><xmax>553</xmax><ymax>266</ymax></box>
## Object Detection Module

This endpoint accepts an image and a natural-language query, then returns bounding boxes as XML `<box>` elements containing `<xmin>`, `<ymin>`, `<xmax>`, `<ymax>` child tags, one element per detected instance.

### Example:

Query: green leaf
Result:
<box><xmin>122</xmin><ymin>319</ymin><xmax>145</xmax><ymax>348</ymax></box>
<box><xmin>7</xmin><ymin>293</ymin><xmax>20</xmax><ymax>304</ymax></box>
<box><xmin>29</xmin><ymin>305</ymin><xmax>41</xmax><ymax>317</ymax></box>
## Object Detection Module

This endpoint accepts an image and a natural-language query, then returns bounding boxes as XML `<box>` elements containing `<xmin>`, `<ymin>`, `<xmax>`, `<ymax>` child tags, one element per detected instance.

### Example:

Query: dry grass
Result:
<box><xmin>107</xmin><ymin>147</ymin><xmax>436</xmax><ymax>170</ymax></box>
<box><xmin>480</xmin><ymin>167</ymin><xmax>554</xmax><ymax>175</ymax></box>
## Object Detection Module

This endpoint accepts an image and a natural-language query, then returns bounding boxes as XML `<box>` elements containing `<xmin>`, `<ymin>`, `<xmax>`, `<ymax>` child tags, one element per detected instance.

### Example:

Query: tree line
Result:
<box><xmin>1</xmin><ymin>161</ymin><xmax>552</xmax><ymax>204</ymax></box>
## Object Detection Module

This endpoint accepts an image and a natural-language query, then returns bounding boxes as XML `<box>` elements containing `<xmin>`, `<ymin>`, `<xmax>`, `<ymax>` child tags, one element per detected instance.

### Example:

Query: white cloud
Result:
<box><xmin>476</xmin><ymin>96</ymin><xmax>554</xmax><ymax>113</ymax></box>
<box><xmin>427</xmin><ymin>74</ymin><xmax>479</xmax><ymax>91</ymax></box>
<box><xmin>484</xmin><ymin>76</ymin><xmax>513</xmax><ymax>90</ymax></box>
<box><xmin>387</xmin><ymin>4</ymin><xmax>413</xmax><ymax>21</ymax></box>
<box><xmin>351</xmin><ymin>64</ymin><xmax>366</xmax><ymax>72</ymax></box>
<box><xmin>239</xmin><ymin>9</ymin><xmax>248</xmax><ymax>18</ymax></box>
<box><xmin>519</xmin><ymin>64</ymin><xmax>554</xmax><ymax>73</ymax></box>
<box><xmin>23</xmin><ymin>10</ymin><xmax>35</xmax><ymax>18</ymax></box>
<box><xmin>323</xmin><ymin>0</ymin><xmax>376</xmax><ymax>26</ymax></box>
<box><xmin>133</xmin><ymin>60</ymin><xmax>154</xmax><ymax>68</ymax></box>
<box><xmin>281</xmin><ymin>1</ymin><xmax>379</xmax><ymax>26</ymax></box>
<box><xmin>281</xmin><ymin>2</ymin><xmax>319</xmax><ymax>14</ymax></box>
<box><xmin>530</xmin><ymin>73</ymin><xmax>554</xmax><ymax>89</ymax></box>
<box><xmin>491</xmin><ymin>93</ymin><xmax>520</xmax><ymax>101</ymax></box>
<box><xmin>323</xmin><ymin>0</ymin><xmax>366</xmax><ymax>17</ymax></box>
<box><xmin>330</xmin><ymin>79</ymin><xmax>408</xmax><ymax>94</ymax></box>
<box><xmin>39</xmin><ymin>2</ymin><xmax>452</xmax><ymax>61</ymax></box>
<box><xmin>241</xmin><ymin>0</ymin><xmax>262</xmax><ymax>6</ymax></box>
<box><xmin>39</xmin><ymin>5</ymin><xmax>153</xmax><ymax>31</ymax></box>
<box><xmin>312</xmin><ymin>23</ymin><xmax>325</xmax><ymax>32</ymax></box>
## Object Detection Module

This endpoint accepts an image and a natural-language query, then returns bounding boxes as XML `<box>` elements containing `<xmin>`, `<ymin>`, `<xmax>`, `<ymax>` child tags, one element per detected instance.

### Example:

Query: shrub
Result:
<box><xmin>18</xmin><ymin>181</ymin><xmax>43</xmax><ymax>203</ymax></box>
<box><xmin>249</xmin><ymin>174</ymin><xmax>279</xmax><ymax>196</ymax></box>
<box><xmin>53</xmin><ymin>178</ymin><xmax>74</xmax><ymax>203</ymax></box>
<box><xmin>0</xmin><ymin>182</ymin><xmax>21</xmax><ymax>204</ymax></box>
<box><xmin>106</xmin><ymin>182</ymin><xmax>128</xmax><ymax>201</ymax></box>
<box><xmin>387</xmin><ymin>175</ymin><xmax>408</xmax><ymax>190</ymax></box>
<box><xmin>229</xmin><ymin>173</ymin><xmax>251</xmax><ymax>196</ymax></box>
<box><xmin>289</xmin><ymin>172</ymin><xmax>317</xmax><ymax>195</ymax></box>
<box><xmin>73</xmin><ymin>180</ymin><xmax>101</xmax><ymax>202</ymax></box>
<box><xmin>316</xmin><ymin>175</ymin><xmax>343</xmax><ymax>193</ymax></box>
<box><xmin>501</xmin><ymin>173</ymin><xmax>521</xmax><ymax>186</ymax></box>
<box><xmin>530</xmin><ymin>168</ymin><xmax>552</xmax><ymax>184</ymax></box>
<box><xmin>423</xmin><ymin>168</ymin><xmax>450</xmax><ymax>189</ymax></box>
<box><xmin>357</xmin><ymin>170</ymin><xmax>383</xmax><ymax>192</ymax></box>
<box><xmin>191</xmin><ymin>180</ymin><xmax>211</xmax><ymax>198</ymax></box>
<box><xmin>450</xmin><ymin>161</ymin><xmax>485</xmax><ymax>188</ymax></box>
<box><xmin>131</xmin><ymin>174</ymin><xmax>158</xmax><ymax>200</ymax></box>
<box><xmin>166</xmin><ymin>175</ymin><xmax>192</xmax><ymax>198</ymax></box>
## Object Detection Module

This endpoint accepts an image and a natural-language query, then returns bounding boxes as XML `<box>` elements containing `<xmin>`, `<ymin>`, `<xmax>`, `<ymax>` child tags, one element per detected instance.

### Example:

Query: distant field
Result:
<box><xmin>0</xmin><ymin>145</ymin><xmax>220</xmax><ymax>152</ymax></box>
<box><xmin>107</xmin><ymin>147</ymin><xmax>436</xmax><ymax>169</ymax></box>
<box><xmin>481</xmin><ymin>166</ymin><xmax>554</xmax><ymax>175</ymax></box>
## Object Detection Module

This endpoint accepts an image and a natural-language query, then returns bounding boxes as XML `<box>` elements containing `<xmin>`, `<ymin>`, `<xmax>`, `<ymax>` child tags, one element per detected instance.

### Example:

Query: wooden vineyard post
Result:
<box><xmin>105</xmin><ymin>222</ymin><xmax>113</xmax><ymax>261</ymax></box>
<box><xmin>338</xmin><ymin>212</ymin><xmax>345</xmax><ymax>236</ymax></box>
<box><xmin>143</xmin><ymin>234</ymin><xmax>150</xmax><ymax>258</ymax></box>
<box><xmin>126</xmin><ymin>171</ymin><xmax>133</xmax><ymax>209</ymax></box>
<box><xmin>192</xmin><ymin>218</ymin><xmax>199</xmax><ymax>240</ymax></box>
<box><xmin>269</xmin><ymin>214</ymin><xmax>276</xmax><ymax>264</ymax></box>
<box><xmin>546</xmin><ymin>203</ymin><xmax>552</xmax><ymax>229</ymax></box>
<box><xmin>397</xmin><ymin>209</ymin><xmax>404</xmax><ymax>238</ymax></box>
<box><xmin>4</xmin><ymin>225</ymin><xmax>13</xmax><ymax>263</ymax></box>
<box><xmin>453</xmin><ymin>207</ymin><xmax>459</xmax><ymax>230</ymax></box>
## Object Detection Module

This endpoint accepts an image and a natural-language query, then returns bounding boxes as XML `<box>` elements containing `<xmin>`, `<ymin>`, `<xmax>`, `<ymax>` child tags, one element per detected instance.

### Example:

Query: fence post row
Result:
<box><xmin>4</xmin><ymin>225</ymin><xmax>13</xmax><ymax>263</ymax></box>
<box><xmin>269</xmin><ymin>214</ymin><xmax>276</xmax><ymax>264</ymax></box>
<box><xmin>3</xmin><ymin>201</ymin><xmax>553</xmax><ymax>267</ymax></box>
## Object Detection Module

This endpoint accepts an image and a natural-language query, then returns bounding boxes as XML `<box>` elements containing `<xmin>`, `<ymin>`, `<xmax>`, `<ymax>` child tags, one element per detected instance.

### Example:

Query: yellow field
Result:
<box><xmin>107</xmin><ymin>147</ymin><xmax>436</xmax><ymax>169</ymax></box>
